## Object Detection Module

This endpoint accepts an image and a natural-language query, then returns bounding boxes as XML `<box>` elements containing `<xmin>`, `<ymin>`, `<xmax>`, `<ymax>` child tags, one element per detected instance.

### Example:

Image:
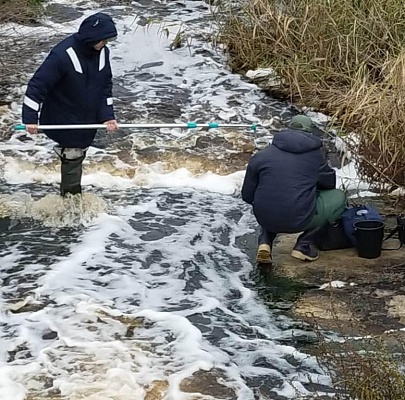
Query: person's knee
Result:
<box><xmin>54</xmin><ymin>146</ymin><xmax>87</xmax><ymax>161</ymax></box>
<box><xmin>319</xmin><ymin>189</ymin><xmax>347</xmax><ymax>224</ymax></box>
<box><xmin>334</xmin><ymin>189</ymin><xmax>347</xmax><ymax>207</ymax></box>
<box><xmin>336</xmin><ymin>188</ymin><xmax>347</xmax><ymax>201</ymax></box>
<box><xmin>330</xmin><ymin>189</ymin><xmax>347</xmax><ymax>221</ymax></box>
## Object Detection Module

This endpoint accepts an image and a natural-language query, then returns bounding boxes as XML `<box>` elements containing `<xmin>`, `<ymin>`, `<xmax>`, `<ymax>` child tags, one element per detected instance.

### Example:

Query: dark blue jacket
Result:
<box><xmin>241</xmin><ymin>129</ymin><xmax>336</xmax><ymax>233</ymax></box>
<box><xmin>22</xmin><ymin>13</ymin><xmax>117</xmax><ymax>148</ymax></box>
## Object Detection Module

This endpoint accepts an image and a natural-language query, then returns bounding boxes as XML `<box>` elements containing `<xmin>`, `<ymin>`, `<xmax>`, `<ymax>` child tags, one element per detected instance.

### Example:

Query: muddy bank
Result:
<box><xmin>277</xmin><ymin>235</ymin><xmax>404</xmax><ymax>335</ymax></box>
<box><xmin>265</xmin><ymin>198</ymin><xmax>405</xmax><ymax>336</ymax></box>
<box><xmin>237</xmin><ymin>195</ymin><xmax>405</xmax><ymax>338</ymax></box>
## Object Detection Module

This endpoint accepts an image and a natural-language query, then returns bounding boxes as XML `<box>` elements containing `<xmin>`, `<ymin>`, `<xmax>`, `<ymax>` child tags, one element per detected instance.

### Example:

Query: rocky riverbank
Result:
<box><xmin>241</xmin><ymin>196</ymin><xmax>405</xmax><ymax>337</ymax></box>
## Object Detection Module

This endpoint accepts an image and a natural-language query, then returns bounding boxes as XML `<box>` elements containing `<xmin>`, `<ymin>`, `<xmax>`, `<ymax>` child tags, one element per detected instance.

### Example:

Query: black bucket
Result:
<box><xmin>354</xmin><ymin>220</ymin><xmax>385</xmax><ymax>259</ymax></box>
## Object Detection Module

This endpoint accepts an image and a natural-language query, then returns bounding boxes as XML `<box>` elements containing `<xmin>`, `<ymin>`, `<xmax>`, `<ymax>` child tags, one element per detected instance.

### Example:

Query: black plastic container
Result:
<box><xmin>354</xmin><ymin>220</ymin><xmax>385</xmax><ymax>259</ymax></box>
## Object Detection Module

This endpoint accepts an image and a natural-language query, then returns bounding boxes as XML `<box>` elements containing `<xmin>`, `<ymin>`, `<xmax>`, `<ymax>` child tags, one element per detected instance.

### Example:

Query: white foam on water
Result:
<box><xmin>1</xmin><ymin>133</ymin><xmax>367</xmax><ymax>197</ymax></box>
<box><xmin>139</xmin><ymin>167</ymin><xmax>244</xmax><ymax>195</ymax></box>
<box><xmin>30</xmin><ymin>193</ymin><xmax>108</xmax><ymax>227</ymax></box>
<box><xmin>0</xmin><ymin>192</ymin><xmax>107</xmax><ymax>227</ymax></box>
<box><xmin>0</xmin><ymin>193</ymin><xmax>31</xmax><ymax>219</ymax></box>
<box><xmin>2</xmin><ymin>152</ymin><xmax>246</xmax><ymax>195</ymax></box>
<box><xmin>0</xmin><ymin>191</ymin><xmax>330</xmax><ymax>399</ymax></box>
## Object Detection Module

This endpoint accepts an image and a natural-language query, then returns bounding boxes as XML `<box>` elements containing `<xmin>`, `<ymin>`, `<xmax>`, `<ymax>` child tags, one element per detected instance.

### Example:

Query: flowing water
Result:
<box><xmin>0</xmin><ymin>0</ymin><xmax>349</xmax><ymax>398</ymax></box>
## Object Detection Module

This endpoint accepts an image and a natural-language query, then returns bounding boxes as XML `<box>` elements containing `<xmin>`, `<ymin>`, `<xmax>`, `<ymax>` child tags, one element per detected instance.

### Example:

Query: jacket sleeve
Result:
<box><xmin>22</xmin><ymin>50</ymin><xmax>63</xmax><ymax>124</ymax></box>
<box><xmin>317</xmin><ymin>150</ymin><xmax>336</xmax><ymax>190</ymax></box>
<box><xmin>241</xmin><ymin>155</ymin><xmax>260</xmax><ymax>205</ymax></box>
<box><xmin>98</xmin><ymin>47</ymin><xmax>115</xmax><ymax>122</ymax></box>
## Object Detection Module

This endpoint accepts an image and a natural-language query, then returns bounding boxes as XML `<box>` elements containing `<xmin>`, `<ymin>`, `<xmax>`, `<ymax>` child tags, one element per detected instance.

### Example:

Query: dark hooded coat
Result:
<box><xmin>22</xmin><ymin>13</ymin><xmax>117</xmax><ymax>148</ymax></box>
<box><xmin>241</xmin><ymin>129</ymin><xmax>336</xmax><ymax>233</ymax></box>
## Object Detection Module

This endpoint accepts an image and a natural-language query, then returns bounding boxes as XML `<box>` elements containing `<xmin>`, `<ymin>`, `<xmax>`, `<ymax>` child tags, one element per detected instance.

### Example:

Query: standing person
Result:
<box><xmin>22</xmin><ymin>12</ymin><xmax>119</xmax><ymax>196</ymax></box>
<box><xmin>242</xmin><ymin>115</ymin><xmax>347</xmax><ymax>264</ymax></box>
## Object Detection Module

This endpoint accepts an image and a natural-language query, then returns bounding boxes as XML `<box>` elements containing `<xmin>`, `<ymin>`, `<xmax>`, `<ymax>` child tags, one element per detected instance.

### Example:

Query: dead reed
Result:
<box><xmin>216</xmin><ymin>0</ymin><xmax>405</xmax><ymax>190</ymax></box>
<box><xmin>0</xmin><ymin>0</ymin><xmax>44</xmax><ymax>24</ymax></box>
<box><xmin>0</xmin><ymin>0</ymin><xmax>45</xmax><ymax>103</ymax></box>
<box><xmin>313</xmin><ymin>331</ymin><xmax>405</xmax><ymax>399</ymax></box>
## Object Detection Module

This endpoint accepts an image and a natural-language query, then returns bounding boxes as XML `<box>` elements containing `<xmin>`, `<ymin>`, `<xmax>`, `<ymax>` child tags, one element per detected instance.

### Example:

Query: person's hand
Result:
<box><xmin>104</xmin><ymin>120</ymin><xmax>119</xmax><ymax>132</ymax></box>
<box><xmin>26</xmin><ymin>124</ymin><xmax>38</xmax><ymax>134</ymax></box>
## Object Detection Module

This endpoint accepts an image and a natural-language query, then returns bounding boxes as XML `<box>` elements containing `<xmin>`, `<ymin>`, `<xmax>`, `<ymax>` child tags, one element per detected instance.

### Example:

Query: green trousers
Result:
<box><xmin>305</xmin><ymin>189</ymin><xmax>347</xmax><ymax>230</ymax></box>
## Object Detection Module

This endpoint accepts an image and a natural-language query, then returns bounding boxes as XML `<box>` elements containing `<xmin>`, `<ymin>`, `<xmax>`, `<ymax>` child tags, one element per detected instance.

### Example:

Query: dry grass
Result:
<box><xmin>216</xmin><ymin>0</ymin><xmax>405</xmax><ymax>190</ymax></box>
<box><xmin>313</xmin><ymin>332</ymin><xmax>405</xmax><ymax>399</ymax></box>
<box><xmin>0</xmin><ymin>0</ymin><xmax>44</xmax><ymax>24</ymax></box>
<box><xmin>0</xmin><ymin>0</ymin><xmax>45</xmax><ymax>103</ymax></box>
<box><xmin>299</xmin><ymin>295</ymin><xmax>405</xmax><ymax>399</ymax></box>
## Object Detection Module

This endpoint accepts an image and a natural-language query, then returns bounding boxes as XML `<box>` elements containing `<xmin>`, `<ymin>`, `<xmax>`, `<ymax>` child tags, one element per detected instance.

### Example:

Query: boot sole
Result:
<box><xmin>291</xmin><ymin>250</ymin><xmax>319</xmax><ymax>262</ymax></box>
<box><xmin>256</xmin><ymin>249</ymin><xmax>272</xmax><ymax>264</ymax></box>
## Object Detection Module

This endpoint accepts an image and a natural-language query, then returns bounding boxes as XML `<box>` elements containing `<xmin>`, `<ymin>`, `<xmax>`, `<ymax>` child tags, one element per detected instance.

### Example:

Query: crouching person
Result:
<box><xmin>22</xmin><ymin>12</ymin><xmax>119</xmax><ymax>196</ymax></box>
<box><xmin>242</xmin><ymin>115</ymin><xmax>347</xmax><ymax>264</ymax></box>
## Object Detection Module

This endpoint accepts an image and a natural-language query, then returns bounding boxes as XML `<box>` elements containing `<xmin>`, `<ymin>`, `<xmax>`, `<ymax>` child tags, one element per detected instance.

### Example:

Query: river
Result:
<box><xmin>0</xmin><ymin>0</ymin><xmax>362</xmax><ymax>398</ymax></box>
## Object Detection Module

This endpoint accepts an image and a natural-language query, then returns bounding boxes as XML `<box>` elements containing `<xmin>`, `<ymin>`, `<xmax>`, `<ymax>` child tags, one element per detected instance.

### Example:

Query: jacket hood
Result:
<box><xmin>272</xmin><ymin>129</ymin><xmax>322</xmax><ymax>154</ymax></box>
<box><xmin>75</xmin><ymin>13</ymin><xmax>117</xmax><ymax>45</ymax></box>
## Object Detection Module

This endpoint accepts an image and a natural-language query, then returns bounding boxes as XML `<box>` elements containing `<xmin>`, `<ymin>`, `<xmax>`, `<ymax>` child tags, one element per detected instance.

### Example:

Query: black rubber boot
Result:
<box><xmin>60</xmin><ymin>155</ymin><xmax>85</xmax><ymax>196</ymax></box>
<box><xmin>291</xmin><ymin>227</ymin><xmax>321</xmax><ymax>261</ymax></box>
<box><xmin>54</xmin><ymin>147</ymin><xmax>87</xmax><ymax>197</ymax></box>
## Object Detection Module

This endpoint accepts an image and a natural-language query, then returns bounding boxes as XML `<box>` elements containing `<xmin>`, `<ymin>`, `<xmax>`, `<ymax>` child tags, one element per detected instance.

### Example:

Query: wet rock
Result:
<box><xmin>47</xmin><ymin>388</ymin><xmax>62</xmax><ymax>397</ymax></box>
<box><xmin>195</xmin><ymin>135</ymin><xmax>226</xmax><ymax>149</ymax></box>
<box><xmin>388</xmin><ymin>295</ymin><xmax>405</xmax><ymax>324</ymax></box>
<box><xmin>268</xmin><ymin>228</ymin><xmax>405</xmax><ymax>335</ymax></box>
<box><xmin>292</xmin><ymin>294</ymin><xmax>355</xmax><ymax>321</ymax></box>
<box><xmin>140</xmin><ymin>227</ymin><xmax>177</xmax><ymax>241</ymax></box>
<box><xmin>244</xmin><ymin>374</ymin><xmax>285</xmax><ymax>400</ymax></box>
<box><xmin>97</xmin><ymin>310</ymin><xmax>146</xmax><ymax>329</ymax></box>
<box><xmin>279</xmin><ymin>330</ymin><xmax>319</xmax><ymax>346</ymax></box>
<box><xmin>241</xmin><ymin>142</ymin><xmax>256</xmax><ymax>153</ymax></box>
<box><xmin>15</xmin><ymin>134</ymin><xmax>34</xmax><ymax>142</ymax></box>
<box><xmin>145</xmin><ymin>380</ymin><xmax>169</xmax><ymax>400</ymax></box>
<box><xmin>8</xmin><ymin>297</ymin><xmax>45</xmax><ymax>314</ymax></box>
<box><xmin>42</xmin><ymin>330</ymin><xmax>58</xmax><ymax>340</ymax></box>
<box><xmin>45</xmin><ymin>4</ymin><xmax>83</xmax><ymax>23</ymax></box>
<box><xmin>180</xmin><ymin>369</ymin><xmax>237</xmax><ymax>399</ymax></box>
<box><xmin>0</xmin><ymin>104</ymin><xmax>9</xmax><ymax>116</ymax></box>
<box><xmin>7</xmin><ymin>344</ymin><xmax>32</xmax><ymax>362</ymax></box>
<box><xmin>87</xmin><ymin>325</ymin><xmax>98</xmax><ymax>332</ymax></box>
<box><xmin>140</xmin><ymin>61</ymin><xmax>165</xmax><ymax>70</ymax></box>
<box><xmin>134</xmin><ymin>72</ymin><xmax>155</xmax><ymax>82</ymax></box>
<box><xmin>25</xmin><ymin>389</ymin><xmax>61</xmax><ymax>400</ymax></box>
